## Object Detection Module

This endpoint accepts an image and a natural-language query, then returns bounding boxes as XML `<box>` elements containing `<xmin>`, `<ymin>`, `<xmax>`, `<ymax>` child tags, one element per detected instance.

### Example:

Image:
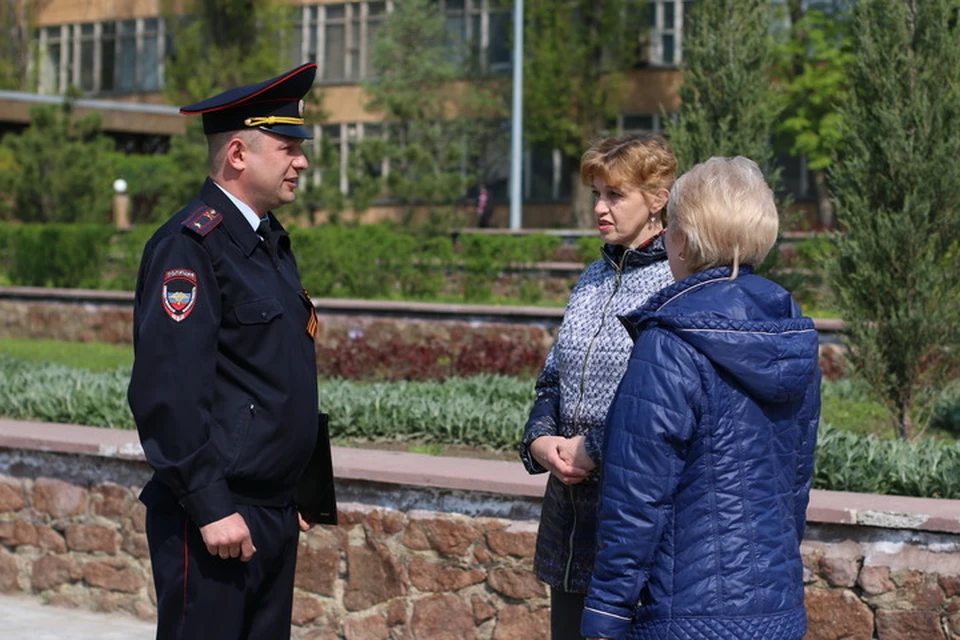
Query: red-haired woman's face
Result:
<box><xmin>591</xmin><ymin>176</ymin><xmax>664</xmax><ymax>250</ymax></box>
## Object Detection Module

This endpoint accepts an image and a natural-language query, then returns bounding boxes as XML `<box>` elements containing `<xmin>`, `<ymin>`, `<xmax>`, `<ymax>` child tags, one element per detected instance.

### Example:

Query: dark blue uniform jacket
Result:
<box><xmin>581</xmin><ymin>266</ymin><xmax>821</xmax><ymax>640</ymax></box>
<box><xmin>128</xmin><ymin>178</ymin><xmax>319</xmax><ymax>527</ymax></box>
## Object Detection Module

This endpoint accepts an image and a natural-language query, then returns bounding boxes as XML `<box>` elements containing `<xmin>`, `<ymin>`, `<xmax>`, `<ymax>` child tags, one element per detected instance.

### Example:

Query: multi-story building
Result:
<box><xmin>4</xmin><ymin>0</ymin><xmax>819</xmax><ymax>226</ymax></box>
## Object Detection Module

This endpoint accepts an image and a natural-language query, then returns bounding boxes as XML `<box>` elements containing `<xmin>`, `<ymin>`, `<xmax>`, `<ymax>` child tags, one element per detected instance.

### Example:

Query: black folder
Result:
<box><xmin>295</xmin><ymin>413</ymin><xmax>338</xmax><ymax>525</ymax></box>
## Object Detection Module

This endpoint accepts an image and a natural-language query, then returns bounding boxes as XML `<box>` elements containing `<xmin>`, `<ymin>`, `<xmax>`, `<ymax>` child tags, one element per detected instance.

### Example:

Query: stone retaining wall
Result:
<box><xmin>1</xmin><ymin>421</ymin><xmax>960</xmax><ymax>639</ymax></box>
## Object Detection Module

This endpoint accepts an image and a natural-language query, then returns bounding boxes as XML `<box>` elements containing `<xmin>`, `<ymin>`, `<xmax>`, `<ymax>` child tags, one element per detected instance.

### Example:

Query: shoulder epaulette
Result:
<box><xmin>182</xmin><ymin>205</ymin><xmax>223</xmax><ymax>237</ymax></box>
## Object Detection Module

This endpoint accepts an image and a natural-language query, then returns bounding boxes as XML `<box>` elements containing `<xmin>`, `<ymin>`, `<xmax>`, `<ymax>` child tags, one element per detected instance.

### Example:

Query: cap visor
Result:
<box><xmin>260</xmin><ymin>124</ymin><xmax>314</xmax><ymax>140</ymax></box>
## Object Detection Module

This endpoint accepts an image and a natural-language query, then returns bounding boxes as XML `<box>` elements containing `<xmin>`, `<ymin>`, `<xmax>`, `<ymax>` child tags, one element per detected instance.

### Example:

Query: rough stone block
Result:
<box><xmin>493</xmin><ymin>604</ymin><xmax>550</xmax><ymax>640</ymax></box>
<box><xmin>291</xmin><ymin>592</ymin><xmax>326</xmax><ymax>626</ymax></box>
<box><xmin>32</xmin><ymin>478</ymin><xmax>88</xmax><ymax>518</ymax></box>
<box><xmin>94</xmin><ymin>589</ymin><xmax>136</xmax><ymax>614</ymax></box>
<box><xmin>804</xmin><ymin>587</ymin><xmax>873</xmax><ymax>640</ymax></box>
<box><xmin>487</xmin><ymin>566</ymin><xmax>547</xmax><ymax>600</ymax></box>
<box><xmin>36</xmin><ymin>525</ymin><xmax>67</xmax><ymax>553</ymax></box>
<box><xmin>409</xmin><ymin>594</ymin><xmax>474</xmax><ymax>640</ymax></box>
<box><xmin>134</xmin><ymin>599</ymin><xmax>156</xmax><ymax>622</ymax></box>
<box><xmin>0</xmin><ymin>550</ymin><xmax>22</xmax><ymax>593</ymax></box>
<box><xmin>471</xmin><ymin>595</ymin><xmax>497</xmax><ymax>624</ymax></box>
<box><xmin>343</xmin><ymin>613</ymin><xmax>389</xmax><ymax>640</ymax></box>
<box><xmin>0</xmin><ymin>520</ymin><xmax>38</xmax><ymax>547</ymax></box>
<box><xmin>0</xmin><ymin>477</ymin><xmax>26</xmax><ymax>512</ymax></box>
<box><xmin>402</xmin><ymin>514</ymin><xmax>478</xmax><ymax>556</ymax></box>
<box><xmin>386</xmin><ymin>598</ymin><xmax>406</xmax><ymax>626</ymax></box>
<box><xmin>31</xmin><ymin>554</ymin><xmax>82</xmax><ymax>591</ymax></box>
<box><xmin>408</xmin><ymin>557</ymin><xmax>485</xmax><ymax>592</ymax></box>
<box><xmin>92</xmin><ymin>483</ymin><xmax>132</xmax><ymax>517</ymax></box>
<box><xmin>875</xmin><ymin>609</ymin><xmax>943</xmax><ymax>640</ymax></box>
<box><xmin>83</xmin><ymin>559</ymin><xmax>144</xmax><ymax>593</ymax></box>
<box><xmin>344</xmin><ymin>543</ymin><xmax>403</xmax><ymax>611</ymax></box>
<box><xmin>126</xmin><ymin>501</ymin><xmax>146</xmax><ymax>533</ymax></box>
<box><xmin>940</xmin><ymin>573</ymin><xmax>960</xmax><ymax>598</ymax></box>
<box><xmin>886</xmin><ymin>570</ymin><xmax>945</xmax><ymax>610</ymax></box>
<box><xmin>122</xmin><ymin>531</ymin><xmax>150</xmax><ymax>559</ymax></box>
<box><xmin>295</xmin><ymin>544</ymin><xmax>340</xmax><ymax>597</ymax></box>
<box><xmin>859</xmin><ymin>565</ymin><xmax>895</xmax><ymax>596</ymax></box>
<box><xmin>356</xmin><ymin>509</ymin><xmax>405</xmax><ymax>540</ymax></box>
<box><xmin>820</xmin><ymin>540</ymin><xmax>862</xmax><ymax>588</ymax></box>
<box><xmin>66</xmin><ymin>524</ymin><xmax>118</xmax><ymax>554</ymax></box>
<box><xmin>486</xmin><ymin>525</ymin><xmax>537</xmax><ymax>559</ymax></box>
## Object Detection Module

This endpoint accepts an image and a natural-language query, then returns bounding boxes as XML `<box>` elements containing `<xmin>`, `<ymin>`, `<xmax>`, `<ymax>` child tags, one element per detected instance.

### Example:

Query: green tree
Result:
<box><xmin>0</xmin><ymin>96</ymin><xmax>115</xmax><ymax>223</ymax></box>
<box><xmin>366</xmin><ymin>0</ymin><xmax>507</xmax><ymax>225</ymax></box>
<box><xmin>666</xmin><ymin>0</ymin><xmax>782</xmax><ymax>180</ymax></box>
<box><xmin>776</xmin><ymin>3</ymin><xmax>855</xmax><ymax>228</ymax></box>
<box><xmin>0</xmin><ymin>0</ymin><xmax>44</xmax><ymax>90</ymax></box>
<box><xmin>523</xmin><ymin>0</ymin><xmax>646</xmax><ymax>228</ymax></box>
<box><xmin>161</xmin><ymin>0</ymin><xmax>299</xmax><ymax>105</ymax></box>
<box><xmin>829</xmin><ymin>0</ymin><xmax>960</xmax><ymax>440</ymax></box>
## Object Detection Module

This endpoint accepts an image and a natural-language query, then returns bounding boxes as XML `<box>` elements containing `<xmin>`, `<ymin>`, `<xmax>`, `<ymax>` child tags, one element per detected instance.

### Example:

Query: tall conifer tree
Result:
<box><xmin>829</xmin><ymin>0</ymin><xmax>960</xmax><ymax>439</ymax></box>
<box><xmin>666</xmin><ymin>0</ymin><xmax>781</xmax><ymax>179</ymax></box>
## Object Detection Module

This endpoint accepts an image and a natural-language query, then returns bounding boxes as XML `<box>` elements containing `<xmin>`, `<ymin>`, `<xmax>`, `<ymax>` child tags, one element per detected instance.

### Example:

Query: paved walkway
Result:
<box><xmin>0</xmin><ymin>594</ymin><xmax>155</xmax><ymax>639</ymax></box>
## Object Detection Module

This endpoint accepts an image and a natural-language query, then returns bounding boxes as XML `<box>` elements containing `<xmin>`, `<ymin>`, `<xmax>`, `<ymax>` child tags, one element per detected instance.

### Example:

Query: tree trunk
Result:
<box><xmin>896</xmin><ymin>403</ymin><xmax>912</xmax><ymax>441</ymax></box>
<box><xmin>813</xmin><ymin>169</ymin><xmax>834</xmax><ymax>229</ymax></box>
<box><xmin>571</xmin><ymin>171</ymin><xmax>594</xmax><ymax>229</ymax></box>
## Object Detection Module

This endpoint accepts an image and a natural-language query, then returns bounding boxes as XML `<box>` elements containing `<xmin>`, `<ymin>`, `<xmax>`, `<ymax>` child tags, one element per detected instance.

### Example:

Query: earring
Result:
<box><xmin>678</xmin><ymin>253</ymin><xmax>686</xmax><ymax>261</ymax></box>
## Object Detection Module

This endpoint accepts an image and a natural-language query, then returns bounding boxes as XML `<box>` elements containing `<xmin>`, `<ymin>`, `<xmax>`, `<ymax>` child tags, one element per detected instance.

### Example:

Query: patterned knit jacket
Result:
<box><xmin>519</xmin><ymin>236</ymin><xmax>673</xmax><ymax>593</ymax></box>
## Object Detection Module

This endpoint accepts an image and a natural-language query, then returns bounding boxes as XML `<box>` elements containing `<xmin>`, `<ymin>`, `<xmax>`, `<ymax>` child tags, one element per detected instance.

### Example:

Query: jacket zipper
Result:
<box><xmin>563</xmin><ymin>257</ymin><xmax>625</xmax><ymax>592</ymax></box>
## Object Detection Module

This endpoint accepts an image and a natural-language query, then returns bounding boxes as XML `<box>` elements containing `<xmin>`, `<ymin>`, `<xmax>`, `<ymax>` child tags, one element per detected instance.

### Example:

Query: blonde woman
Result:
<box><xmin>582</xmin><ymin>157</ymin><xmax>821</xmax><ymax>640</ymax></box>
<box><xmin>519</xmin><ymin>134</ymin><xmax>677</xmax><ymax>640</ymax></box>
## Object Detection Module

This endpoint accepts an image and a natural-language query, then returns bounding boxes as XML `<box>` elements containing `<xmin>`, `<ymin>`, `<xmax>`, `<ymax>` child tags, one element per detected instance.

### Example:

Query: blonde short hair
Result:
<box><xmin>667</xmin><ymin>156</ymin><xmax>778</xmax><ymax>278</ymax></box>
<box><xmin>580</xmin><ymin>134</ymin><xmax>677</xmax><ymax>198</ymax></box>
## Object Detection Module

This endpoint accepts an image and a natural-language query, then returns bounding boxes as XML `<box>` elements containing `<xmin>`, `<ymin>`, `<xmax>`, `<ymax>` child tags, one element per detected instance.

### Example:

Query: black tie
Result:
<box><xmin>257</xmin><ymin>217</ymin><xmax>278</xmax><ymax>264</ymax></box>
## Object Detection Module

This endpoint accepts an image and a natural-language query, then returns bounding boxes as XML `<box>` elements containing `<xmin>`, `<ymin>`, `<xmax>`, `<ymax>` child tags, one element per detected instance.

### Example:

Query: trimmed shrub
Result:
<box><xmin>7</xmin><ymin>224</ymin><xmax>110</xmax><ymax>288</ymax></box>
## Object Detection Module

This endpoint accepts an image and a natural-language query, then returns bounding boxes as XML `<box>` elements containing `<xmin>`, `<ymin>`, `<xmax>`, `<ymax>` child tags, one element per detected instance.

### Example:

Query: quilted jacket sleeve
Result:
<box><xmin>518</xmin><ymin>345</ymin><xmax>561</xmax><ymax>474</ymax></box>
<box><xmin>581</xmin><ymin>328</ymin><xmax>702</xmax><ymax>640</ymax></box>
<box><xmin>793</xmin><ymin>369</ymin><xmax>821</xmax><ymax>542</ymax></box>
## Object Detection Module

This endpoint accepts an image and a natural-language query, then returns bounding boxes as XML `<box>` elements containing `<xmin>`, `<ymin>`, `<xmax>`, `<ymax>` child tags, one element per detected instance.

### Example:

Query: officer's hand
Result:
<box><xmin>199</xmin><ymin>512</ymin><xmax>257</xmax><ymax>562</ymax></box>
<box><xmin>529</xmin><ymin>436</ymin><xmax>591</xmax><ymax>485</ymax></box>
<box><xmin>298</xmin><ymin>512</ymin><xmax>313</xmax><ymax>532</ymax></box>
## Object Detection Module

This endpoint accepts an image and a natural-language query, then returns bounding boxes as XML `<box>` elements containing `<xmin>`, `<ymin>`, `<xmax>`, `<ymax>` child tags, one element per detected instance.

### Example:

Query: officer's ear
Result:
<box><xmin>224</xmin><ymin>136</ymin><xmax>247</xmax><ymax>171</ymax></box>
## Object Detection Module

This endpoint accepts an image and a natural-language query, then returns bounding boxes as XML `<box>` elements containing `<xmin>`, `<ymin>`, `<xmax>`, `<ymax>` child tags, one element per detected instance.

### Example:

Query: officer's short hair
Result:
<box><xmin>207</xmin><ymin>129</ymin><xmax>263</xmax><ymax>174</ymax></box>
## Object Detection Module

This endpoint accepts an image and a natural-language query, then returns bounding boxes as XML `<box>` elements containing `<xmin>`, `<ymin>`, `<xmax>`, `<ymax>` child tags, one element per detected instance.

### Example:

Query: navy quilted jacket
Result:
<box><xmin>581</xmin><ymin>266</ymin><xmax>821</xmax><ymax>640</ymax></box>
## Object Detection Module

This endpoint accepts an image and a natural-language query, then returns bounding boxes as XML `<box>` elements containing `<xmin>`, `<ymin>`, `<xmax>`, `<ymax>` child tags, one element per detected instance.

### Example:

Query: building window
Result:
<box><xmin>645</xmin><ymin>0</ymin><xmax>692</xmax><ymax>67</ymax></box>
<box><xmin>38</xmin><ymin>18</ymin><xmax>167</xmax><ymax>96</ymax></box>
<box><xmin>314</xmin><ymin>122</ymin><xmax>388</xmax><ymax>195</ymax></box>
<box><xmin>300</xmin><ymin>0</ymin><xmax>509</xmax><ymax>81</ymax></box>
<box><xmin>300</xmin><ymin>2</ymin><xmax>385</xmax><ymax>83</ymax></box>
<box><xmin>444</xmin><ymin>0</ymin><xmax>511</xmax><ymax>75</ymax></box>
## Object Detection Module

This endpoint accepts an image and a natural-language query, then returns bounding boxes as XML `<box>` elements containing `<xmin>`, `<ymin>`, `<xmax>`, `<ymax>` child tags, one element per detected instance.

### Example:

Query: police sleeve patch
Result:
<box><xmin>162</xmin><ymin>269</ymin><xmax>198</xmax><ymax>322</ymax></box>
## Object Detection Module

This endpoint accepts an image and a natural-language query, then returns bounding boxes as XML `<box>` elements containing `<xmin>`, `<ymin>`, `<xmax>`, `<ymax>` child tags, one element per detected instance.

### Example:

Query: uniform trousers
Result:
<box><xmin>142</xmin><ymin>481</ymin><xmax>300</xmax><ymax>640</ymax></box>
<box><xmin>551</xmin><ymin>588</ymin><xmax>586</xmax><ymax>640</ymax></box>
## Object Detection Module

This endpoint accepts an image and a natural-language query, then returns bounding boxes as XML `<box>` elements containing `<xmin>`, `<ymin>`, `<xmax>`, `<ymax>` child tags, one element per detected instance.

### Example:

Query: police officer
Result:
<box><xmin>128</xmin><ymin>63</ymin><xmax>330</xmax><ymax>640</ymax></box>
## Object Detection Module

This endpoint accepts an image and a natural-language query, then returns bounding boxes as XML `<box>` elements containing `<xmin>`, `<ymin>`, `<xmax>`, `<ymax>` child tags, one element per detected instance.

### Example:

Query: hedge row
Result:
<box><xmin>2</xmin><ymin>355</ymin><xmax>960</xmax><ymax>499</ymax></box>
<box><xmin>0</xmin><ymin>223</ymin><xmax>563</xmax><ymax>302</ymax></box>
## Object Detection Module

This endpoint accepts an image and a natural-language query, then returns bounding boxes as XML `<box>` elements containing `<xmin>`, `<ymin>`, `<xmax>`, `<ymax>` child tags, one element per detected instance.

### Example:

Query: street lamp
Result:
<box><xmin>112</xmin><ymin>178</ymin><xmax>131</xmax><ymax>230</ymax></box>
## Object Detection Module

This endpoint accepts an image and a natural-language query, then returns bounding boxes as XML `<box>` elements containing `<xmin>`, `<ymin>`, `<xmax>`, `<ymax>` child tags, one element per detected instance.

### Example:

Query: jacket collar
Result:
<box><xmin>600</xmin><ymin>232</ymin><xmax>667</xmax><ymax>271</ymax></box>
<box><xmin>199</xmin><ymin>178</ymin><xmax>290</xmax><ymax>257</ymax></box>
<box><xmin>619</xmin><ymin>265</ymin><xmax>754</xmax><ymax>339</ymax></box>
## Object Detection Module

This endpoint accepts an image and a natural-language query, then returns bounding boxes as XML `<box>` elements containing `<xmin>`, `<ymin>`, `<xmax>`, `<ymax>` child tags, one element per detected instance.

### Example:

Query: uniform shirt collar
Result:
<box><xmin>213</xmin><ymin>181</ymin><xmax>262</xmax><ymax>231</ymax></box>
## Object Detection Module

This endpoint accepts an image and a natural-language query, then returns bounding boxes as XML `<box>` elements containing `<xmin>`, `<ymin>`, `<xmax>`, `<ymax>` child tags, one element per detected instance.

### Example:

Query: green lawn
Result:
<box><xmin>0</xmin><ymin>338</ymin><xmax>133</xmax><ymax>372</ymax></box>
